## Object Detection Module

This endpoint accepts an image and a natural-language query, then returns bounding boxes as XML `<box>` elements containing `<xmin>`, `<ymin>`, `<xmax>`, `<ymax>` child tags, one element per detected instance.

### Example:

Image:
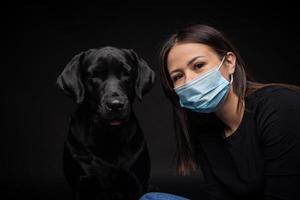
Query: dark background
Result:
<box><xmin>1</xmin><ymin>1</ymin><xmax>300</xmax><ymax>199</ymax></box>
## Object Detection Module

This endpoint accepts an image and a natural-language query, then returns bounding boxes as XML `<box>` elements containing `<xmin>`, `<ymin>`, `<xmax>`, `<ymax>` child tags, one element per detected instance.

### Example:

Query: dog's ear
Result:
<box><xmin>56</xmin><ymin>51</ymin><xmax>86</xmax><ymax>104</ymax></box>
<box><xmin>124</xmin><ymin>49</ymin><xmax>156</xmax><ymax>102</ymax></box>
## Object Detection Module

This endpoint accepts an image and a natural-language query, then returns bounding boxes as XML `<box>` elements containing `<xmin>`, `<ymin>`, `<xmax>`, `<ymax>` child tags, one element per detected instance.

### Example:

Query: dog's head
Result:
<box><xmin>57</xmin><ymin>46</ymin><xmax>155</xmax><ymax>126</ymax></box>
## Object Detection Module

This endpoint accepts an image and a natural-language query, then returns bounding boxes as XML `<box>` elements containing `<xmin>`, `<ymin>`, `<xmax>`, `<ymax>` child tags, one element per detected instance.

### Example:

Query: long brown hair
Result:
<box><xmin>159</xmin><ymin>24</ymin><xmax>300</xmax><ymax>176</ymax></box>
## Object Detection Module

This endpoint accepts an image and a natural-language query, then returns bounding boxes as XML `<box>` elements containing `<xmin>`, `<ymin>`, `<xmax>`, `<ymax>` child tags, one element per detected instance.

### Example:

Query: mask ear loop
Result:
<box><xmin>229</xmin><ymin>73</ymin><xmax>234</xmax><ymax>84</ymax></box>
<box><xmin>217</xmin><ymin>56</ymin><xmax>227</xmax><ymax>70</ymax></box>
<box><xmin>221</xmin><ymin>53</ymin><xmax>234</xmax><ymax>85</ymax></box>
<box><xmin>218</xmin><ymin>54</ymin><xmax>233</xmax><ymax>85</ymax></box>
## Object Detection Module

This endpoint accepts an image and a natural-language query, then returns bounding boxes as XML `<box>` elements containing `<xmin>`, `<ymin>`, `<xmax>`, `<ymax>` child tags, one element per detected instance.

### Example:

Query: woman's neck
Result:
<box><xmin>214</xmin><ymin>87</ymin><xmax>245</xmax><ymax>138</ymax></box>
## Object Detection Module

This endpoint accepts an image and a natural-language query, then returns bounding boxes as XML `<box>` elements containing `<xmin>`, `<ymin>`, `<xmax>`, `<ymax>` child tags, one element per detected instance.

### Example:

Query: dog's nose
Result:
<box><xmin>106</xmin><ymin>99</ymin><xmax>124</xmax><ymax>110</ymax></box>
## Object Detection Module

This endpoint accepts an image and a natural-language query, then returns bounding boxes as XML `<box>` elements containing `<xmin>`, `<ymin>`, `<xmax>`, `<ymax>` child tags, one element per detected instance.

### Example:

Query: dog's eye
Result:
<box><xmin>92</xmin><ymin>71</ymin><xmax>102</xmax><ymax>78</ymax></box>
<box><xmin>91</xmin><ymin>69</ymin><xmax>107</xmax><ymax>78</ymax></box>
<box><xmin>87</xmin><ymin>77</ymin><xmax>98</xmax><ymax>85</ymax></box>
<box><xmin>121</xmin><ymin>70</ymin><xmax>130</xmax><ymax>76</ymax></box>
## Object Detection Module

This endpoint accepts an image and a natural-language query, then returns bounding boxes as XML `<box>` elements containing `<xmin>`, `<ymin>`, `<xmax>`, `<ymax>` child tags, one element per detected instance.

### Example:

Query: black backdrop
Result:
<box><xmin>1</xmin><ymin>2</ymin><xmax>300</xmax><ymax>199</ymax></box>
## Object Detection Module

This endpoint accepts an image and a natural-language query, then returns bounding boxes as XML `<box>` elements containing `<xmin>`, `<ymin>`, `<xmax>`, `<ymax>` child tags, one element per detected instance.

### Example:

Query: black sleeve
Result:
<box><xmin>256</xmin><ymin>87</ymin><xmax>300</xmax><ymax>199</ymax></box>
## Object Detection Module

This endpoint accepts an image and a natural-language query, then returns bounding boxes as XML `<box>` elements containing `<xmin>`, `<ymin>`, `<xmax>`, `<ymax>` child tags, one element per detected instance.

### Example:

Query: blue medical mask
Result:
<box><xmin>174</xmin><ymin>56</ymin><xmax>233</xmax><ymax>113</ymax></box>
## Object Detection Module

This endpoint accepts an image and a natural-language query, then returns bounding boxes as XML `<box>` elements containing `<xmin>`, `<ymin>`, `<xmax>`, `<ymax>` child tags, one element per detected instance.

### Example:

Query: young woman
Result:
<box><xmin>140</xmin><ymin>24</ymin><xmax>300</xmax><ymax>200</ymax></box>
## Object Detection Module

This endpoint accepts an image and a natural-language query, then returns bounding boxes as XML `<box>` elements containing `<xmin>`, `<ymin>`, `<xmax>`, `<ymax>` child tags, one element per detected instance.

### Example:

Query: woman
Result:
<box><xmin>140</xmin><ymin>24</ymin><xmax>300</xmax><ymax>200</ymax></box>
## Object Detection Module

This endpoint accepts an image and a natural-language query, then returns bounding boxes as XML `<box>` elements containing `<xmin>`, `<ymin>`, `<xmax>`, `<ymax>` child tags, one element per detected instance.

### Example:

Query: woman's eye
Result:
<box><xmin>172</xmin><ymin>74</ymin><xmax>183</xmax><ymax>82</ymax></box>
<box><xmin>194</xmin><ymin>63</ymin><xmax>204</xmax><ymax>70</ymax></box>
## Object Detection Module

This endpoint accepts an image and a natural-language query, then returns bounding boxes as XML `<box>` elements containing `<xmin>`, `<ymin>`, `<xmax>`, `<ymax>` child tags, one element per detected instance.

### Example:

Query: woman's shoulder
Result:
<box><xmin>246</xmin><ymin>84</ymin><xmax>300</xmax><ymax>144</ymax></box>
<box><xmin>246</xmin><ymin>84</ymin><xmax>300</xmax><ymax>110</ymax></box>
<box><xmin>246</xmin><ymin>85</ymin><xmax>300</xmax><ymax>200</ymax></box>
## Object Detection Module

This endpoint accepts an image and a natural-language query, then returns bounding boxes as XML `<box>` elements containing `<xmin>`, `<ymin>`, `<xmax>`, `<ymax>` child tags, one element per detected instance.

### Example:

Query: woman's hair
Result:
<box><xmin>159</xmin><ymin>24</ymin><xmax>300</xmax><ymax>176</ymax></box>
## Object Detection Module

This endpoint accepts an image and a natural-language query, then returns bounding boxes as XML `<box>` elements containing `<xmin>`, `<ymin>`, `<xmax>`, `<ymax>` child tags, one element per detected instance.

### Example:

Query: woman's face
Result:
<box><xmin>167</xmin><ymin>42</ymin><xmax>236</xmax><ymax>88</ymax></box>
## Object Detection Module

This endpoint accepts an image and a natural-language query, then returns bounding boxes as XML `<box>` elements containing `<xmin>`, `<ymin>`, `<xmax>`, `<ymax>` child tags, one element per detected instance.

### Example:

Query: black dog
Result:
<box><xmin>56</xmin><ymin>46</ymin><xmax>155</xmax><ymax>200</ymax></box>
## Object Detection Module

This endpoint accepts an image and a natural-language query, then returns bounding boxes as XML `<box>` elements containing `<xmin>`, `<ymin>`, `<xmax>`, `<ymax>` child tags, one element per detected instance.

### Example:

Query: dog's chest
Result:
<box><xmin>87</xmin><ymin>132</ymin><xmax>128</xmax><ymax>164</ymax></box>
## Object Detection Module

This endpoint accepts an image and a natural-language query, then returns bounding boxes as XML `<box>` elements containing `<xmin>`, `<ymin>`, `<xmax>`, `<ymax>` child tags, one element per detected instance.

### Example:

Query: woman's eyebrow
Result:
<box><xmin>187</xmin><ymin>55</ymin><xmax>204</xmax><ymax>66</ymax></box>
<box><xmin>170</xmin><ymin>56</ymin><xmax>205</xmax><ymax>75</ymax></box>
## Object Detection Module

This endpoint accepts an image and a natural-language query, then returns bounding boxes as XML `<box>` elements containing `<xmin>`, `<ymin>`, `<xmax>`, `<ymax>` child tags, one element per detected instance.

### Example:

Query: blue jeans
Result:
<box><xmin>139</xmin><ymin>192</ymin><xmax>191</xmax><ymax>200</ymax></box>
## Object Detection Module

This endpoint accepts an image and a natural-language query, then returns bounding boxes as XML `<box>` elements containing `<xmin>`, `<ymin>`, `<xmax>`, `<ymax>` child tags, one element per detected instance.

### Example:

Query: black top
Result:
<box><xmin>187</xmin><ymin>85</ymin><xmax>300</xmax><ymax>200</ymax></box>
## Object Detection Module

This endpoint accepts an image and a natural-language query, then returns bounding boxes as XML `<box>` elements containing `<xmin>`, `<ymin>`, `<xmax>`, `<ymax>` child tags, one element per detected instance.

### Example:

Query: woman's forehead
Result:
<box><xmin>167</xmin><ymin>43</ymin><xmax>214</xmax><ymax>71</ymax></box>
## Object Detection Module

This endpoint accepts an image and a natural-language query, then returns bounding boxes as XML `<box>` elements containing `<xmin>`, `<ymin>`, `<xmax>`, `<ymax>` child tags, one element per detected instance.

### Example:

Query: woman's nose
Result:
<box><xmin>184</xmin><ymin>71</ymin><xmax>199</xmax><ymax>84</ymax></box>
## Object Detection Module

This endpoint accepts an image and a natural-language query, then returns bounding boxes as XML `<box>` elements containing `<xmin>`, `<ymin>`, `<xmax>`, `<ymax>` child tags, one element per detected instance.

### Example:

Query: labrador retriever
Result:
<box><xmin>56</xmin><ymin>46</ymin><xmax>155</xmax><ymax>200</ymax></box>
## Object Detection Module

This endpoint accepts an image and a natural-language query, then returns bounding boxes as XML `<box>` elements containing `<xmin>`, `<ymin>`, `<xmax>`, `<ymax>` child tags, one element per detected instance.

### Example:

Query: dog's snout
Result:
<box><xmin>106</xmin><ymin>99</ymin><xmax>124</xmax><ymax>111</ymax></box>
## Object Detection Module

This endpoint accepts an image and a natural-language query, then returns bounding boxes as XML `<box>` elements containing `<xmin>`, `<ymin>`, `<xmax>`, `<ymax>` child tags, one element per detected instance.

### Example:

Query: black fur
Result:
<box><xmin>56</xmin><ymin>46</ymin><xmax>156</xmax><ymax>200</ymax></box>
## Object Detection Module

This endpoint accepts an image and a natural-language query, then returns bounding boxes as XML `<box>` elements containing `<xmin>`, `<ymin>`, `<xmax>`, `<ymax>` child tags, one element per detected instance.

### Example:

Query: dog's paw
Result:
<box><xmin>83</xmin><ymin>165</ymin><xmax>144</xmax><ymax>199</ymax></box>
